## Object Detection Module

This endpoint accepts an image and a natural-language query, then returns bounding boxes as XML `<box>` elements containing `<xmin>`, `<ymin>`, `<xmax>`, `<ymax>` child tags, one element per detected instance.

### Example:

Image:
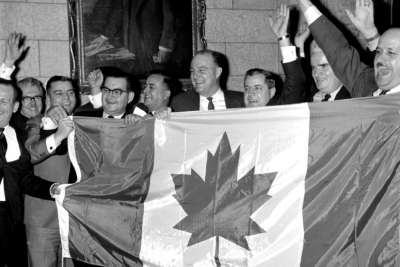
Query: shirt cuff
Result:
<box><xmin>158</xmin><ymin>46</ymin><xmax>172</xmax><ymax>52</ymax></box>
<box><xmin>280</xmin><ymin>46</ymin><xmax>297</xmax><ymax>63</ymax></box>
<box><xmin>0</xmin><ymin>63</ymin><xmax>15</xmax><ymax>80</ymax></box>
<box><xmin>42</xmin><ymin>117</ymin><xmax>58</xmax><ymax>130</ymax></box>
<box><xmin>46</xmin><ymin>134</ymin><xmax>57</xmax><ymax>153</ymax></box>
<box><xmin>304</xmin><ymin>6</ymin><xmax>322</xmax><ymax>25</ymax></box>
<box><xmin>88</xmin><ymin>92</ymin><xmax>102</xmax><ymax>109</ymax></box>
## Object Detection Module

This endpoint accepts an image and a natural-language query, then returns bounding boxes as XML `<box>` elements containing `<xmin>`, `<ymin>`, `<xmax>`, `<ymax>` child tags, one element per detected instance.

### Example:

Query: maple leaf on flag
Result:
<box><xmin>172</xmin><ymin>132</ymin><xmax>276</xmax><ymax>250</ymax></box>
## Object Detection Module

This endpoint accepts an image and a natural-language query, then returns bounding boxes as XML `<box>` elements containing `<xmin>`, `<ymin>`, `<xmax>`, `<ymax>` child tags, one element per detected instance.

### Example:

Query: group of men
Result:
<box><xmin>2</xmin><ymin>0</ymin><xmax>400</xmax><ymax>266</ymax></box>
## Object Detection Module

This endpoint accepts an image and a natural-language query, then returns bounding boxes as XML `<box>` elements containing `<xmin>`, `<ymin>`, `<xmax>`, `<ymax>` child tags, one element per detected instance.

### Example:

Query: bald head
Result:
<box><xmin>374</xmin><ymin>28</ymin><xmax>400</xmax><ymax>90</ymax></box>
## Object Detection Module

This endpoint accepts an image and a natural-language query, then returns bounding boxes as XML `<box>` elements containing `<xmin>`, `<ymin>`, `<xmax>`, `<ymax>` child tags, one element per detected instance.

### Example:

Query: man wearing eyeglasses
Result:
<box><xmin>23</xmin><ymin>76</ymin><xmax>77</xmax><ymax>267</ymax></box>
<box><xmin>9</xmin><ymin>78</ymin><xmax>45</xmax><ymax>142</ymax></box>
<box><xmin>75</xmin><ymin>68</ymin><xmax>135</xmax><ymax>119</ymax></box>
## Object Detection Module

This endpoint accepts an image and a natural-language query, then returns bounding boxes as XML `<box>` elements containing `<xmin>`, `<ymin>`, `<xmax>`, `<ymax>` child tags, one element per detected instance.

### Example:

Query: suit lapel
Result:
<box><xmin>334</xmin><ymin>86</ymin><xmax>351</xmax><ymax>100</ymax></box>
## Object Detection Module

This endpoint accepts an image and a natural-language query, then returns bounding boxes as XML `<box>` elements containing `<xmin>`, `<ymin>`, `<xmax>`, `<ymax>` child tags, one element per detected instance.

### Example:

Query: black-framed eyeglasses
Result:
<box><xmin>101</xmin><ymin>87</ymin><xmax>127</xmax><ymax>97</ymax></box>
<box><xmin>22</xmin><ymin>96</ymin><xmax>43</xmax><ymax>103</ymax></box>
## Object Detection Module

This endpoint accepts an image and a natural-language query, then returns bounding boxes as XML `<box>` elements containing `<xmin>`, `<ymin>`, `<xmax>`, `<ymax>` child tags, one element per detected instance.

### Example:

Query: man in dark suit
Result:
<box><xmin>171</xmin><ymin>50</ymin><xmax>244</xmax><ymax>112</ymax></box>
<box><xmin>0</xmin><ymin>78</ymin><xmax>58</xmax><ymax>267</ymax></box>
<box><xmin>309</xmin><ymin>41</ymin><xmax>351</xmax><ymax>102</ymax></box>
<box><xmin>24</xmin><ymin>76</ymin><xmax>77</xmax><ymax>267</ymax></box>
<box><xmin>296</xmin><ymin>0</ymin><xmax>400</xmax><ymax>97</ymax></box>
<box><xmin>10</xmin><ymin>78</ymin><xmax>45</xmax><ymax>142</ymax></box>
<box><xmin>75</xmin><ymin>69</ymin><xmax>135</xmax><ymax>118</ymax></box>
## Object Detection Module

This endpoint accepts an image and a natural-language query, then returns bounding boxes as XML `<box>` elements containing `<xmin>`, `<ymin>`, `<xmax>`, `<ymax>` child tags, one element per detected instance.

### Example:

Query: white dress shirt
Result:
<box><xmin>199</xmin><ymin>88</ymin><xmax>226</xmax><ymax>111</ymax></box>
<box><xmin>372</xmin><ymin>84</ymin><xmax>400</xmax><ymax>96</ymax></box>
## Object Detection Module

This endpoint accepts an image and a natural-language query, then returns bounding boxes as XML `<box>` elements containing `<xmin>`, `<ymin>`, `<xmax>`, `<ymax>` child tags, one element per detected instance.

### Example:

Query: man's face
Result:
<box><xmin>143</xmin><ymin>74</ymin><xmax>170</xmax><ymax>112</ymax></box>
<box><xmin>374</xmin><ymin>29</ymin><xmax>400</xmax><ymax>91</ymax></box>
<box><xmin>48</xmin><ymin>81</ymin><xmax>76</xmax><ymax>115</ymax></box>
<box><xmin>0</xmin><ymin>84</ymin><xmax>19</xmax><ymax>128</ymax></box>
<box><xmin>190</xmin><ymin>54</ymin><xmax>222</xmax><ymax>97</ymax></box>
<box><xmin>102</xmin><ymin>77</ymin><xmax>133</xmax><ymax>116</ymax></box>
<box><xmin>20</xmin><ymin>83</ymin><xmax>43</xmax><ymax>118</ymax></box>
<box><xmin>244</xmin><ymin>74</ymin><xmax>274</xmax><ymax>107</ymax></box>
<box><xmin>311</xmin><ymin>50</ymin><xmax>342</xmax><ymax>94</ymax></box>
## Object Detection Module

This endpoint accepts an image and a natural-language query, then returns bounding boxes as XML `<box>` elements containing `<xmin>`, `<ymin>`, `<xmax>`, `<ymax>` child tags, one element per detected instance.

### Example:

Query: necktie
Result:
<box><xmin>107</xmin><ymin>115</ymin><xmax>114</xmax><ymax>119</ymax></box>
<box><xmin>379</xmin><ymin>90</ymin><xmax>389</xmax><ymax>95</ymax></box>
<box><xmin>207</xmin><ymin>97</ymin><xmax>215</xmax><ymax>110</ymax></box>
<box><xmin>322</xmin><ymin>94</ymin><xmax>331</xmax><ymax>102</ymax></box>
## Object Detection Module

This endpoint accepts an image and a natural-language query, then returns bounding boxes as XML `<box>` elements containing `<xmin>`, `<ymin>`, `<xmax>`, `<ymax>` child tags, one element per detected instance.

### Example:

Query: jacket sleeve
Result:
<box><xmin>24</xmin><ymin>116</ymin><xmax>53</xmax><ymax>164</ymax></box>
<box><xmin>277</xmin><ymin>58</ymin><xmax>307</xmax><ymax>105</ymax></box>
<box><xmin>309</xmin><ymin>15</ymin><xmax>376</xmax><ymax>97</ymax></box>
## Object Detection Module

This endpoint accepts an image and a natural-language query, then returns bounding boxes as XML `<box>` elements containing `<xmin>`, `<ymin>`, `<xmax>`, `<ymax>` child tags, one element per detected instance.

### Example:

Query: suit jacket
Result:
<box><xmin>171</xmin><ymin>90</ymin><xmax>244</xmax><ymax>112</ymax></box>
<box><xmin>309</xmin><ymin>15</ymin><xmax>377</xmax><ymax>97</ymax></box>
<box><xmin>10</xmin><ymin>112</ymin><xmax>29</xmax><ymax>142</ymax></box>
<box><xmin>24</xmin><ymin>116</ymin><xmax>72</xmax><ymax>228</ymax></box>
<box><xmin>334</xmin><ymin>86</ymin><xmax>351</xmax><ymax>100</ymax></box>
<box><xmin>267</xmin><ymin>58</ymin><xmax>306</xmax><ymax>106</ymax></box>
<box><xmin>2</xmin><ymin>126</ymin><xmax>53</xmax><ymax>226</ymax></box>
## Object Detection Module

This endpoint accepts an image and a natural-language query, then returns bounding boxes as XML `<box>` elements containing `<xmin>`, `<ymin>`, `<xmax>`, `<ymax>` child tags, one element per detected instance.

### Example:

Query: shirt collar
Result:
<box><xmin>199</xmin><ymin>88</ymin><xmax>224</xmax><ymax>101</ymax></box>
<box><xmin>103</xmin><ymin>112</ymin><xmax>124</xmax><ymax>119</ymax></box>
<box><xmin>327</xmin><ymin>85</ymin><xmax>343</xmax><ymax>101</ymax></box>
<box><xmin>373</xmin><ymin>84</ymin><xmax>400</xmax><ymax>96</ymax></box>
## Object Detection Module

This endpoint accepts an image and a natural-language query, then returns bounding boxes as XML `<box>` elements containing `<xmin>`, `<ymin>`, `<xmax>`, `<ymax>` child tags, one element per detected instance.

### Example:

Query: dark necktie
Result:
<box><xmin>322</xmin><ymin>94</ymin><xmax>331</xmax><ymax>102</ymax></box>
<box><xmin>107</xmin><ymin>115</ymin><xmax>114</xmax><ymax>119</ymax></box>
<box><xmin>0</xmin><ymin>129</ymin><xmax>7</xmax><ymax>180</ymax></box>
<box><xmin>207</xmin><ymin>97</ymin><xmax>215</xmax><ymax>110</ymax></box>
<box><xmin>379</xmin><ymin>90</ymin><xmax>389</xmax><ymax>96</ymax></box>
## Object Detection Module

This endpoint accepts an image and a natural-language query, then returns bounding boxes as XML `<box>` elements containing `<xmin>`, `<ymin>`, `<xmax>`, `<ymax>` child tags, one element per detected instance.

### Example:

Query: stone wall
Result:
<box><xmin>206</xmin><ymin>0</ymin><xmax>279</xmax><ymax>91</ymax></box>
<box><xmin>0</xmin><ymin>0</ymin><xmax>69</xmax><ymax>84</ymax></box>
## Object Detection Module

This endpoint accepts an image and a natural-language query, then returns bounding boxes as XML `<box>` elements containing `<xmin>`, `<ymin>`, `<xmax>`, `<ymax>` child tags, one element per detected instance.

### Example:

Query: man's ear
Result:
<box><xmin>164</xmin><ymin>90</ymin><xmax>171</xmax><ymax>101</ymax></box>
<box><xmin>128</xmin><ymin>92</ymin><xmax>134</xmax><ymax>103</ymax></box>
<box><xmin>13</xmin><ymin>101</ymin><xmax>19</xmax><ymax>113</ymax></box>
<box><xmin>269</xmin><ymin>87</ymin><xmax>276</xmax><ymax>98</ymax></box>
<box><xmin>45</xmin><ymin>95</ymin><xmax>52</xmax><ymax>112</ymax></box>
<box><xmin>216</xmin><ymin>67</ymin><xmax>223</xmax><ymax>79</ymax></box>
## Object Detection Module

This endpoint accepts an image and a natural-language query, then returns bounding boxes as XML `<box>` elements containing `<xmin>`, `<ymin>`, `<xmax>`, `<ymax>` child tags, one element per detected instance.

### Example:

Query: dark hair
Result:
<box><xmin>244</xmin><ymin>68</ymin><xmax>278</xmax><ymax>89</ymax></box>
<box><xmin>0</xmin><ymin>78</ymin><xmax>21</xmax><ymax>103</ymax></box>
<box><xmin>46</xmin><ymin>75</ymin><xmax>75</xmax><ymax>93</ymax></box>
<box><xmin>195</xmin><ymin>49</ymin><xmax>225</xmax><ymax>68</ymax></box>
<box><xmin>101</xmin><ymin>67</ymin><xmax>134</xmax><ymax>92</ymax></box>
<box><xmin>147</xmin><ymin>70</ymin><xmax>183</xmax><ymax>105</ymax></box>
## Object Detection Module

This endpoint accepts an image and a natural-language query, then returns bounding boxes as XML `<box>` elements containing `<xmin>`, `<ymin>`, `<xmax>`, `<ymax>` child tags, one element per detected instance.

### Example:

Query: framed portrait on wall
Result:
<box><xmin>67</xmin><ymin>0</ymin><xmax>207</xmax><ymax>90</ymax></box>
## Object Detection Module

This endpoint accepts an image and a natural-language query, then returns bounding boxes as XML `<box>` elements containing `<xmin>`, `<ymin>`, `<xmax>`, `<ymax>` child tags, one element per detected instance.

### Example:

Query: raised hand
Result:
<box><xmin>87</xmin><ymin>69</ymin><xmax>104</xmax><ymax>95</ymax></box>
<box><xmin>54</xmin><ymin>117</ymin><xmax>74</xmax><ymax>143</ymax></box>
<box><xmin>269</xmin><ymin>4</ymin><xmax>290</xmax><ymax>39</ymax></box>
<box><xmin>46</xmin><ymin>106</ymin><xmax>68</xmax><ymax>126</ymax></box>
<box><xmin>345</xmin><ymin>0</ymin><xmax>377</xmax><ymax>39</ymax></box>
<box><xmin>294</xmin><ymin>22</ymin><xmax>310</xmax><ymax>48</ymax></box>
<box><xmin>4</xmin><ymin>32</ymin><xmax>28</xmax><ymax>67</ymax></box>
<box><xmin>124</xmin><ymin>114</ymin><xmax>145</xmax><ymax>125</ymax></box>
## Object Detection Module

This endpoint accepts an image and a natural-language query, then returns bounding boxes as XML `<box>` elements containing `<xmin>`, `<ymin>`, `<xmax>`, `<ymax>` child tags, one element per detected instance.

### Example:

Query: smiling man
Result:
<box><xmin>0</xmin><ymin>79</ymin><xmax>58</xmax><ymax>267</ymax></box>
<box><xmin>143</xmin><ymin>72</ymin><xmax>172</xmax><ymax>113</ymax></box>
<box><xmin>75</xmin><ymin>68</ymin><xmax>135</xmax><ymax>119</ymax></box>
<box><xmin>296</xmin><ymin>0</ymin><xmax>400</xmax><ymax>97</ymax></box>
<box><xmin>10</xmin><ymin>78</ymin><xmax>44</xmax><ymax>141</ymax></box>
<box><xmin>171</xmin><ymin>50</ymin><xmax>244</xmax><ymax>112</ymax></box>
